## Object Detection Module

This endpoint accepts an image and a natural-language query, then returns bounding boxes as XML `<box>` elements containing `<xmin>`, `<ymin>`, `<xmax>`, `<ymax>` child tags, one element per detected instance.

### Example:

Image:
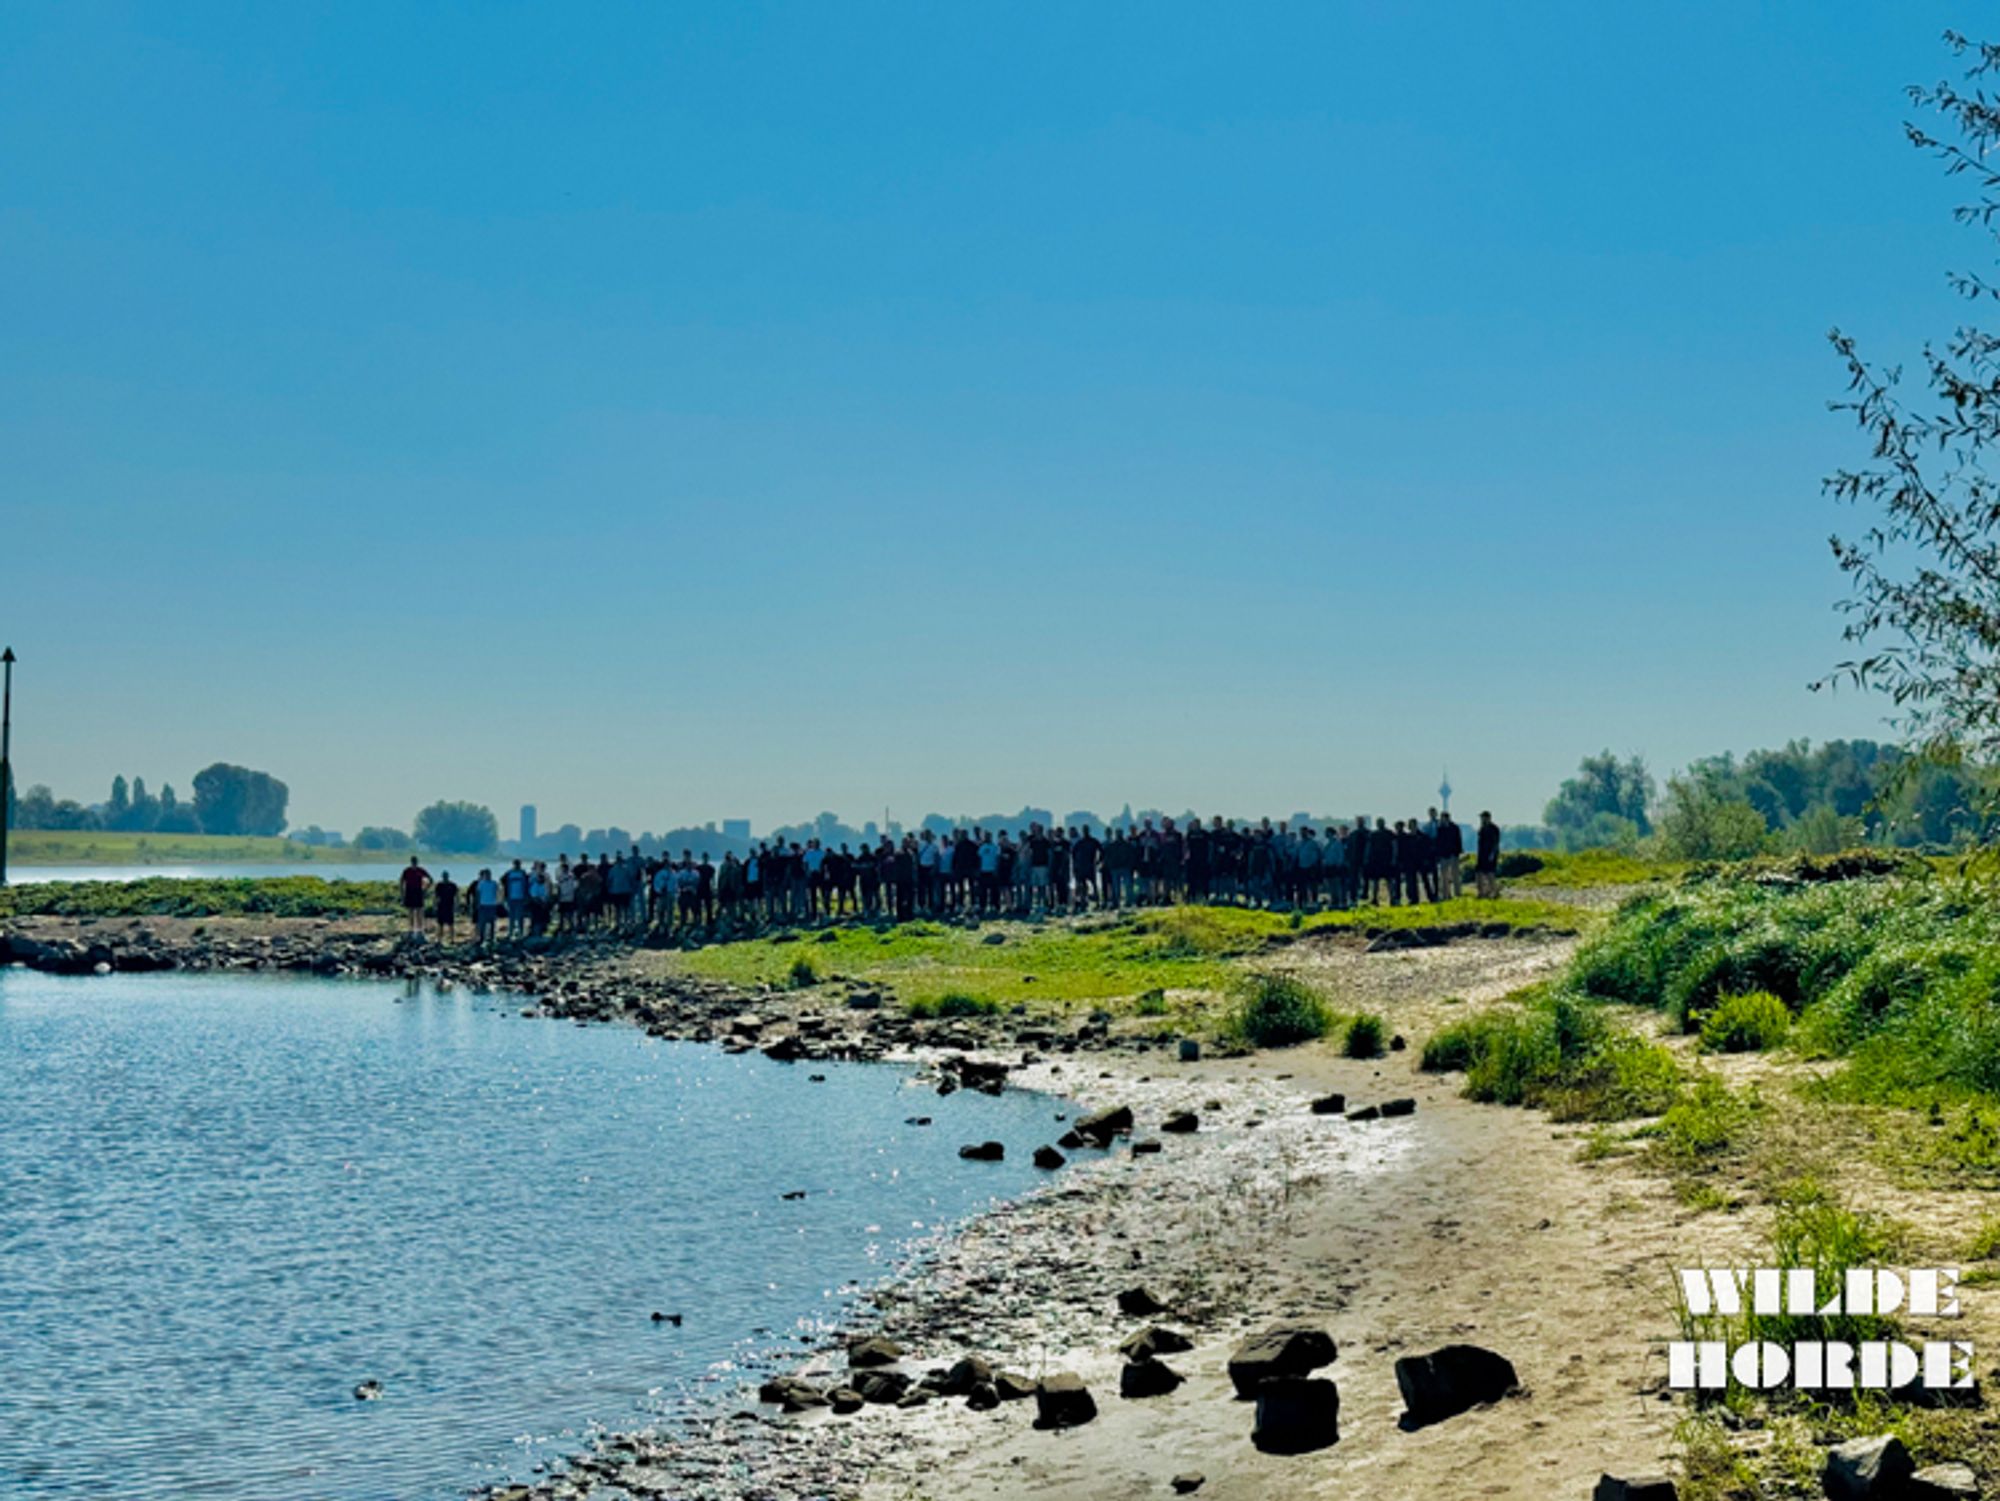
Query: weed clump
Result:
<box><xmin>1697</xmin><ymin>991</ymin><xmax>1793</xmax><ymax>1053</ymax></box>
<box><xmin>787</xmin><ymin>956</ymin><xmax>819</xmax><ymax>988</ymax></box>
<box><xmin>1222</xmin><ymin>974</ymin><xmax>1335</xmax><ymax>1048</ymax></box>
<box><xmin>1343</xmin><ymin>1012</ymin><xmax>1386</xmax><ymax>1058</ymax></box>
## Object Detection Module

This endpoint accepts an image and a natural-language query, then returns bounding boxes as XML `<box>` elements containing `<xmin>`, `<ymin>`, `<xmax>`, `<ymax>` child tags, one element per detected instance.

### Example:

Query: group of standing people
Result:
<box><xmin>395</xmin><ymin>809</ymin><xmax>1505</xmax><ymax>944</ymax></box>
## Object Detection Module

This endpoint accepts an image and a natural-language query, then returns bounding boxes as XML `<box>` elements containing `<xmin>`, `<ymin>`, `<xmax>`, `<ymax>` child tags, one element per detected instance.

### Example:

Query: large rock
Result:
<box><xmin>937</xmin><ymin>1355</ymin><xmax>992</xmax><ymax>1396</ymax></box>
<box><xmin>1118</xmin><ymin>1325</ymin><xmax>1194</xmax><ymax>1361</ymax></box>
<box><xmin>1033</xmin><ymin>1145</ymin><xmax>1067</xmax><ymax>1170</ymax></box>
<box><xmin>994</xmin><ymin>1369</ymin><xmax>1038</xmax><ymax>1401</ymax></box>
<box><xmin>828</xmin><ymin>1387</ymin><xmax>864</xmax><ymax>1415</ymax></box>
<box><xmin>1309</xmin><ymin>1092</ymin><xmax>1347</xmax><ymax>1115</ymax></box>
<box><xmin>1075</xmin><ymin>1105</ymin><xmax>1134</xmax><ymax>1146</ymax></box>
<box><xmin>1162</xmin><ymin>1110</ymin><xmax>1199</xmax><ymax>1134</ymax></box>
<box><xmin>1594</xmin><ymin>1476</ymin><xmax>1678</xmax><ymax>1501</ymax></box>
<box><xmin>1117</xmin><ymin>1286</ymin><xmax>1170</xmax><ymax>1317</ymax></box>
<box><xmin>1227</xmin><ymin>1325</ymin><xmax>1337</xmax><ymax>1397</ymax></box>
<box><xmin>1394</xmin><ymin>1344</ymin><xmax>1518</xmax><ymax>1426</ymax></box>
<box><xmin>852</xmin><ymin>1368</ymin><xmax>912</xmax><ymax>1405</ymax></box>
<box><xmin>1910</xmin><ymin>1464</ymin><xmax>1979</xmax><ymax>1500</ymax></box>
<box><xmin>958</xmin><ymin>1140</ymin><xmax>1005</xmax><ymax>1161</ymax></box>
<box><xmin>759</xmin><ymin>1376</ymin><xmax>829</xmax><ymax>1411</ymax></box>
<box><xmin>847</xmin><ymin>1335</ymin><xmax>904</xmax><ymax>1368</ymax></box>
<box><xmin>964</xmin><ymin>1379</ymin><xmax>1001</xmax><ymax>1411</ymax></box>
<box><xmin>1034</xmin><ymin>1372</ymin><xmax>1098</xmax><ymax>1429</ymax></box>
<box><xmin>1251</xmin><ymin>1376</ymin><xmax>1341</xmax><ymax>1454</ymax></box>
<box><xmin>1120</xmin><ymin>1358</ymin><xmax>1185</xmax><ymax>1398</ymax></box>
<box><xmin>1824</xmin><ymin>1435</ymin><xmax>1915</xmax><ymax>1501</ymax></box>
<box><xmin>1381</xmin><ymin>1096</ymin><xmax>1417</xmax><ymax>1117</ymax></box>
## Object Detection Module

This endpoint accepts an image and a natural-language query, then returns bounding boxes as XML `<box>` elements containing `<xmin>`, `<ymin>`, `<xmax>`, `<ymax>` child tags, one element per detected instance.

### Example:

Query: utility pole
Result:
<box><xmin>0</xmin><ymin>648</ymin><xmax>15</xmax><ymax>888</ymax></box>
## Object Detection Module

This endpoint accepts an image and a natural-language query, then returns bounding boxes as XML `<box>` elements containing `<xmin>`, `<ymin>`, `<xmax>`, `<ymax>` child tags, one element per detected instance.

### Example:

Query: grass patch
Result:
<box><xmin>8</xmin><ymin>830</ymin><xmax>418</xmax><ymax>866</ymax></box>
<box><xmin>0</xmin><ymin>875</ymin><xmax>397</xmax><ymax>919</ymax></box>
<box><xmin>905</xmin><ymin>991</ymin><xmax>1004</xmax><ymax>1020</ymax></box>
<box><xmin>1343</xmin><ymin>1012</ymin><xmax>1386</xmax><ymax>1058</ymax></box>
<box><xmin>1420</xmin><ymin>985</ymin><xmax>1683</xmax><ymax>1121</ymax></box>
<box><xmin>1222</xmin><ymin>973</ymin><xmax>1336</xmax><ymax>1048</ymax></box>
<box><xmin>1697</xmin><ymin>990</ymin><xmax>1792</xmax><ymax>1053</ymax></box>
<box><xmin>640</xmin><ymin>899</ymin><xmax>1583</xmax><ymax>1016</ymax></box>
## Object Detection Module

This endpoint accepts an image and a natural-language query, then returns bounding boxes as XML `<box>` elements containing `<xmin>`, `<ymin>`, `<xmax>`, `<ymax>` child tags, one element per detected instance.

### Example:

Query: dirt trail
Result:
<box><xmin>849</xmin><ymin>1035</ymin><xmax>1708</xmax><ymax>1501</ymax></box>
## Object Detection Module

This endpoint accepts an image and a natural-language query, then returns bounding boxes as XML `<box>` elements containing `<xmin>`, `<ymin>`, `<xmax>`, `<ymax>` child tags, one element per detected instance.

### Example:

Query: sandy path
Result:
<box><xmin>847</xmin><ymin>1032</ymin><xmax>1695</xmax><ymax>1501</ymax></box>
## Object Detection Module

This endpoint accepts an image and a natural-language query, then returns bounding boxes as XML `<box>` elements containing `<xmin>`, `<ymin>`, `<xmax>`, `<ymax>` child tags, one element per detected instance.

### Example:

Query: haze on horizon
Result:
<box><xmin>1</xmin><ymin>2</ymin><xmax>1964</xmax><ymax>836</ymax></box>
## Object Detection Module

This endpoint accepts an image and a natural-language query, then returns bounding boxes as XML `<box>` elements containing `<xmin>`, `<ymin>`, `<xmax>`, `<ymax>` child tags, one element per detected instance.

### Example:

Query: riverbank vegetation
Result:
<box><xmin>0</xmin><ymin>876</ymin><xmax>396</xmax><ymax>918</ymax></box>
<box><xmin>6</xmin><ymin>830</ymin><xmax>415</xmax><ymax>866</ymax></box>
<box><xmin>644</xmin><ymin>897</ymin><xmax>1584</xmax><ymax>1015</ymax></box>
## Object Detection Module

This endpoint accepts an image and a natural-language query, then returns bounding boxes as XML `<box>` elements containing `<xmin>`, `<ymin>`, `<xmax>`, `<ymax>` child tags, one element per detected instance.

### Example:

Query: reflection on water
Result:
<box><xmin>0</xmin><ymin>970</ymin><xmax>1063</xmax><ymax>1500</ymax></box>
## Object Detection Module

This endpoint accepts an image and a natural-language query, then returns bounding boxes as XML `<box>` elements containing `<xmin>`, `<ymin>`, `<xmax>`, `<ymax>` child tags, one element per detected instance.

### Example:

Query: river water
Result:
<box><xmin>9</xmin><ymin>862</ymin><xmax>419</xmax><ymax>885</ymax></box>
<box><xmin>0</xmin><ymin>969</ymin><xmax>1065</xmax><ymax>1500</ymax></box>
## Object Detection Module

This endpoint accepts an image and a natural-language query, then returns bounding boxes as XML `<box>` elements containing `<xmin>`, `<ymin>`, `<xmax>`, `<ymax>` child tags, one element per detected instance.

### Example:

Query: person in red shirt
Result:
<box><xmin>398</xmin><ymin>856</ymin><xmax>432</xmax><ymax>936</ymax></box>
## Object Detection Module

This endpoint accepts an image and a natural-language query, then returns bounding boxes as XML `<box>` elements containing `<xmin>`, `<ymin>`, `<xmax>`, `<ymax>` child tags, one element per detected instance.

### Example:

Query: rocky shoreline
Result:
<box><xmin>3</xmin><ymin>915</ymin><xmax>1661</xmax><ymax>1501</ymax></box>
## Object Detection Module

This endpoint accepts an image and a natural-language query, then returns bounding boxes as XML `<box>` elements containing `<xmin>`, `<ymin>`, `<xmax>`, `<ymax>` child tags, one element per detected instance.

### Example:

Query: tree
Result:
<box><xmin>1657</xmin><ymin>773</ymin><xmax>1770</xmax><ymax>861</ymax></box>
<box><xmin>1823</xmin><ymin>33</ymin><xmax>2000</xmax><ymax>768</ymax></box>
<box><xmin>154</xmin><ymin>782</ymin><xmax>200</xmax><ymax>833</ymax></box>
<box><xmin>108</xmin><ymin>776</ymin><xmax>129</xmax><ymax>824</ymax></box>
<box><xmin>412</xmin><ymin>801</ymin><xmax>498</xmax><ymax>854</ymax></box>
<box><xmin>191</xmin><ymin>763</ymin><xmax>289</xmax><ymax>836</ymax></box>
<box><xmin>353</xmin><ymin>825</ymin><xmax>412</xmax><ymax>851</ymax></box>
<box><xmin>1544</xmin><ymin>751</ymin><xmax>1654</xmax><ymax>849</ymax></box>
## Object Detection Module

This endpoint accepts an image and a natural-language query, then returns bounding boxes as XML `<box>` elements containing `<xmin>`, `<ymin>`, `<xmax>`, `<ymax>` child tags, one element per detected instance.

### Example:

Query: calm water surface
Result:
<box><xmin>0</xmin><ymin>969</ymin><xmax>1066</xmax><ymax>1500</ymax></box>
<box><xmin>11</xmin><ymin>862</ymin><xmax>421</xmax><ymax>885</ymax></box>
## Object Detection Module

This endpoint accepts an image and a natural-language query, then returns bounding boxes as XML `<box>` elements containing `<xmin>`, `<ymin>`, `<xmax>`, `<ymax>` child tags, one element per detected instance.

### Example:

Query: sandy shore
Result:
<box><xmin>3</xmin><ymin>913</ymin><xmax>1712</xmax><ymax>1501</ymax></box>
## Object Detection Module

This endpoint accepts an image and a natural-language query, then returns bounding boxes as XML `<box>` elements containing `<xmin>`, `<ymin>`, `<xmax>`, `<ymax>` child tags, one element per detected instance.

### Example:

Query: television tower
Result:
<box><xmin>1438</xmin><ymin>769</ymin><xmax>1452</xmax><ymax>813</ymax></box>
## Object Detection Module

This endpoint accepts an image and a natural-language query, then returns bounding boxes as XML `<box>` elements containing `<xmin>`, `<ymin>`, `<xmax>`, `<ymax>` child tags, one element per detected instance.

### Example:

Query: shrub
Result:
<box><xmin>1222</xmin><ymin>974</ymin><xmax>1334</xmax><ymax>1048</ymax></box>
<box><xmin>1344</xmin><ymin>1013</ymin><xmax>1386</xmax><ymax>1058</ymax></box>
<box><xmin>1697</xmin><ymin>991</ymin><xmax>1793</xmax><ymax>1053</ymax></box>
<box><xmin>907</xmin><ymin>991</ymin><xmax>1002</xmax><ymax>1019</ymax></box>
<box><xmin>787</xmin><ymin>956</ymin><xmax>819</xmax><ymax>988</ymax></box>
<box><xmin>1652</xmin><ymin>1075</ymin><xmax>1757</xmax><ymax>1164</ymax></box>
<box><xmin>1134</xmin><ymin>988</ymin><xmax>1169</xmax><ymax>1016</ymax></box>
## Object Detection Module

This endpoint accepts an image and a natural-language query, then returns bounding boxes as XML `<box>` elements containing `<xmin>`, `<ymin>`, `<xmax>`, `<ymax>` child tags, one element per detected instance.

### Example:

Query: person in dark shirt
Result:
<box><xmin>1072</xmin><ymin>827</ymin><xmax>1102</xmax><ymax>910</ymax></box>
<box><xmin>433</xmin><ymin>871</ymin><xmax>458</xmax><ymax>941</ymax></box>
<box><xmin>1435</xmin><ymin>813</ymin><xmax>1465</xmax><ymax>900</ymax></box>
<box><xmin>1475</xmin><ymin>811</ymin><xmax>1503</xmax><ymax>899</ymax></box>
<box><xmin>398</xmin><ymin>856</ymin><xmax>432</xmax><ymax>936</ymax></box>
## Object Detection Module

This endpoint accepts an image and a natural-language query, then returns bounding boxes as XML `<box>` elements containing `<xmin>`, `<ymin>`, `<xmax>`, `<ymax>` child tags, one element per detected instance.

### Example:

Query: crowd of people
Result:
<box><xmin>395</xmin><ymin>809</ymin><xmax>1506</xmax><ymax>944</ymax></box>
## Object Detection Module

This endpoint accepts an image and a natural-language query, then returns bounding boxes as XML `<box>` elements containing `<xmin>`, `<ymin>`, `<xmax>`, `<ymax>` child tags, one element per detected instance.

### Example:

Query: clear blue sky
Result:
<box><xmin>0</xmin><ymin>2</ymin><xmax>1975</xmax><ymax>834</ymax></box>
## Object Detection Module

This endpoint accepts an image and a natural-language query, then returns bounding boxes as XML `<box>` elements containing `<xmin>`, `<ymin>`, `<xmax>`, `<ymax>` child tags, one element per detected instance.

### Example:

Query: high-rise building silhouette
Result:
<box><xmin>519</xmin><ymin>804</ymin><xmax>537</xmax><ymax>844</ymax></box>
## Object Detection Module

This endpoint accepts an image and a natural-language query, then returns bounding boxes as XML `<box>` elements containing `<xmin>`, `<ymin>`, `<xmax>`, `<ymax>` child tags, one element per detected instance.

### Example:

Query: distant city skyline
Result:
<box><xmin>3</xmin><ymin>3</ymin><xmax>1942</xmax><ymax>829</ymax></box>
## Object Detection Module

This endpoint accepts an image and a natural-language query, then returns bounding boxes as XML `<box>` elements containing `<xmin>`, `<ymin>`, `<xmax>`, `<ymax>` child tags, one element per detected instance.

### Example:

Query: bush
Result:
<box><xmin>1223</xmin><ymin>974</ymin><xmax>1334</xmax><ymax>1048</ymax></box>
<box><xmin>1497</xmin><ymin>851</ymin><xmax>1545</xmax><ymax>878</ymax></box>
<box><xmin>1652</xmin><ymin>1075</ymin><xmax>1757</xmax><ymax>1164</ymax></box>
<box><xmin>907</xmin><ymin>991</ymin><xmax>1001</xmax><ymax>1019</ymax></box>
<box><xmin>0</xmin><ymin>876</ymin><xmax>395</xmax><ymax>919</ymax></box>
<box><xmin>1343</xmin><ymin>1013</ymin><xmax>1386</xmax><ymax>1058</ymax></box>
<box><xmin>1421</xmin><ymin>988</ymin><xmax>1679</xmax><ymax>1120</ymax></box>
<box><xmin>787</xmin><ymin>956</ymin><xmax>819</xmax><ymax>988</ymax></box>
<box><xmin>1134</xmin><ymin>988</ymin><xmax>1169</xmax><ymax>1016</ymax></box>
<box><xmin>1697</xmin><ymin>991</ymin><xmax>1792</xmax><ymax>1053</ymax></box>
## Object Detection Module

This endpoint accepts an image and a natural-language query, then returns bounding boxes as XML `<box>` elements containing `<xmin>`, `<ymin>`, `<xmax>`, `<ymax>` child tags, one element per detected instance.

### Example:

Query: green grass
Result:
<box><xmin>641</xmin><ymin>899</ymin><xmax>1582</xmax><ymax>1014</ymax></box>
<box><xmin>1221</xmin><ymin>973</ymin><xmax>1337</xmax><ymax>1047</ymax></box>
<box><xmin>1697</xmin><ymin>990</ymin><xmax>1793</xmax><ymax>1053</ymax></box>
<box><xmin>1343</xmin><ymin>1011</ymin><xmax>1386</xmax><ymax>1058</ymax></box>
<box><xmin>905</xmin><ymin>991</ymin><xmax>1005</xmax><ymax>1020</ymax></box>
<box><xmin>0</xmin><ymin>876</ymin><xmax>397</xmax><ymax>918</ymax></box>
<box><xmin>8</xmin><ymin>830</ymin><xmax>417</xmax><ymax>865</ymax></box>
<box><xmin>1421</xmin><ymin>984</ymin><xmax>1683</xmax><ymax>1120</ymax></box>
<box><xmin>1570</xmin><ymin>869</ymin><xmax>2000</xmax><ymax>1105</ymax></box>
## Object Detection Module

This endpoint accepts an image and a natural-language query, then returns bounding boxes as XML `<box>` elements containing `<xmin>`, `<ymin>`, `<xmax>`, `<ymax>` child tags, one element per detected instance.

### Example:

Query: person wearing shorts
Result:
<box><xmin>398</xmin><ymin>857</ymin><xmax>432</xmax><ymax>936</ymax></box>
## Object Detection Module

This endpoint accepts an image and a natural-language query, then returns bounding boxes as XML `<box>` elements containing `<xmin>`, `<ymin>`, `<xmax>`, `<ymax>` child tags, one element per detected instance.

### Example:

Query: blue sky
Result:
<box><xmin>0</xmin><ymin>1</ymin><xmax>1978</xmax><ymax>833</ymax></box>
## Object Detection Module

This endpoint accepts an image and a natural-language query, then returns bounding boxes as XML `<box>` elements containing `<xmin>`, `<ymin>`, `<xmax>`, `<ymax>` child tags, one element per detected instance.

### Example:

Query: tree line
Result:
<box><xmin>1534</xmin><ymin>740</ymin><xmax>1990</xmax><ymax>859</ymax></box>
<box><xmin>7</xmin><ymin>764</ymin><xmax>290</xmax><ymax>838</ymax></box>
